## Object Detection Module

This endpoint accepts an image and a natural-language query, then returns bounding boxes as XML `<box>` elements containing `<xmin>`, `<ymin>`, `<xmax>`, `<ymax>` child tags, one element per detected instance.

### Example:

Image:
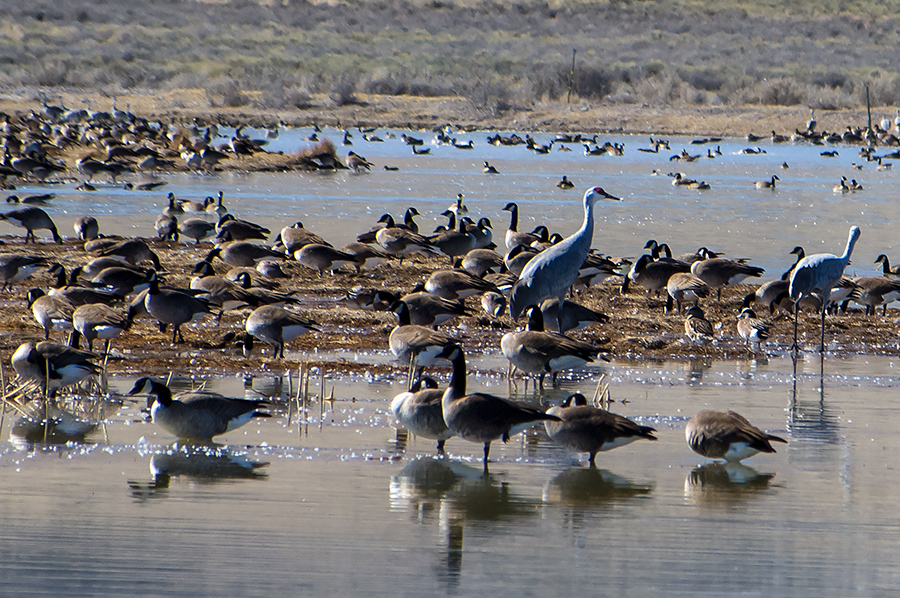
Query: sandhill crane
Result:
<box><xmin>509</xmin><ymin>187</ymin><xmax>620</xmax><ymax>328</ymax></box>
<box><xmin>788</xmin><ymin>226</ymin><xmax>861</xmax><ymax>352</ymax></box>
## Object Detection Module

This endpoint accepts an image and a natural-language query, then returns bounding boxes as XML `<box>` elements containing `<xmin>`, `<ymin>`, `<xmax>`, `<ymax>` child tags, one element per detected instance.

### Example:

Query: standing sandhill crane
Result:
<box><xmin>509</xmin><ymin>187</ymin><xmax>620</xmax><ymax>327</ymax></box>
<box><xmin>788</xmin><ymin>226</ymin><xmax>861</xmax><ymax>352</ymax></box>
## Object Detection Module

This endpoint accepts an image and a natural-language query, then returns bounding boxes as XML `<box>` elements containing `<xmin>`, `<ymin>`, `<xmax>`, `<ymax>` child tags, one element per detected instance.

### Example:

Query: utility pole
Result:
<box><xmin>567</xmin><ymin>48</ymin><xmax>577</xmax><ymax>104</ymax></box>
<box><xmin>866</xmin><ymin>83</ymin><xmax>872</xmax><ymax>135</ymax></box>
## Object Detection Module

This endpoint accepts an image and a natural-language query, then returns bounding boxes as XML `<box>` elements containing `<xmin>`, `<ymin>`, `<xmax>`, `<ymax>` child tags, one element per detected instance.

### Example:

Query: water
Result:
<box><xmin>3</xmin><ymin>129</ymin><xmax>900</xmax><ymax>595</ymax></box>
<box><xmin>11</xmin><ymin>127</ymin><xmax>896</xmax><ymax>277</ymax></box>
<box><xmin>2</xmin><ymin>355</ymin><xmax>900</xmax><ymax>596</ymax></box>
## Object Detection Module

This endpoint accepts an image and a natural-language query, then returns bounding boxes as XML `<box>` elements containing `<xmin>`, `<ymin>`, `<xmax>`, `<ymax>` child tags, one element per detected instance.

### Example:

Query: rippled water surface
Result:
<box><xmin>3</xmin><ymin>355</ymin><xmax>900</xmax><ymax>597</ymax></box>
<box><xmin>3</xmin><ymin>129</ymin><xmax>900</xmax><ymax>595</ymax></box>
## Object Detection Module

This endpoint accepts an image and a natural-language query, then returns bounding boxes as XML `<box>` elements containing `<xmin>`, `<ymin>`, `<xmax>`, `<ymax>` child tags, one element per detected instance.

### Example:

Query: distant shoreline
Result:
<box><xmin>0</xmin><ymin>90</ymin><xmax>889</xmax><ymax>139</ymax></box>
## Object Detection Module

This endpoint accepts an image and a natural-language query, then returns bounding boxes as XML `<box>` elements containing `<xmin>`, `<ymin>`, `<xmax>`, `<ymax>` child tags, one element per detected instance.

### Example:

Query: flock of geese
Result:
<box><xmin>1</xmin><ymin>99</ymin><xmax>898</xmax><ymax>468</ymax></box>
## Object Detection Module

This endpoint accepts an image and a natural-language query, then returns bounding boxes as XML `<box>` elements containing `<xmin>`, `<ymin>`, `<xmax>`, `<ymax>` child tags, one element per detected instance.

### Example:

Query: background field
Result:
<box><xmin>1</xmin><ymin>0</ymin><xmax>898</xmax><ymax>130</ymax></box>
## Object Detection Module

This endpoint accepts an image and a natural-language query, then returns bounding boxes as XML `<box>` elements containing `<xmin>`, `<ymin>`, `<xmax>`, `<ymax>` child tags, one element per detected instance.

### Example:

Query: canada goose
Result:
<box><xmin>190</xmin><ymin>261</ymin><xmax>259</xmax><ymax>318</ymax></box>
<box><xmin>500</xmin><ymin>306</ymin><xmax>602</xmax><ymax>387</ymax></box>
<box><xmin>97</xmin><ymin>238</ymin><xmax>162</xmax><ymax>269</ymax></box>
<box><xmin>88</xmin><ymin>266</ymin><xmax>155</xmax><ymax>296</ymax></box>
<box><xmin>27</xmin><ymin>288</ymin><xmax>75</xmax><ymax>340</ymax></box>
<box><xmin>448</xmin><ymin>193</ymin><xmax>468</xmax><ymax>217</ymax></box>
<box><xmin>126</xmin><ymin>377</ymin><xmax>270</xmax><ymax>441</ymax></box>
<box><xmin>344</xmin><ymin>287</ymin><xmax>399</xmax><ymax>312</ymax></box>
<box><xmin>539</xmin><ymin>298</ymin><xmax>609</xmax><ymax>334</ymax></box>
<box><xmin>356</xmin><ymin>209</ymin><xmax>420</xmax><ymax>243</ymax></box>
<box><xmin>0</xmin><ymin>206</ymin><xmax>62</xmax><ymax>243</ymax></box>
<box><xmin>388</xmin><ymin>301</ymin><xmax>459</xmax><ymax>373</ymax></box>
<box><xmin>179</xmin><ymin>196</ymin><xmax>212</xmax><ymax>213</ymax></box>
<box><xmin>429</xmin><ymin>219</ymin><xmax>477</xmax><ymax>260</ymax></box>
<box><xmin>206</xmin><ymin>191</ymin><xmax>228</xmax><ymax>217</ymax></box>
<box><xmin>390</xmin><ymin>376</ymin><xmax>453</xmax><ymax>454</ymax></box>
<box><xmin>216</xmin><ymin>214</ymin><xmax>270</xmax><ymax>242</ymax></box>
<box><xmin>424</xmin><ymin>269</ymin><xmax>499</xmax><ymax>301</ymax></box>
<box><xmin>690</xmin><ymin>258</ymin><xmax>765</xmax><ymax>300</ymax></box>
<box><xmin>686</xmin><ymin>410</ymin><xmax>786</xmax><ymax>462</ymax></box>
<box><xmin>437</xmin><ymin>343</ymin><xmax>560</xmax><ymax>466</ymax></box>
<box><xmin>621</xmin><ymin>254</ymin><xmax>690</xmax><ymax>295</ymax></box>
<box><xmin>72</xmin><ymin>303</ymin><xmax>129</xmax><ymax>352</ymax></box>
<box><xmin>460</xmin><ymin>248</ymin><xmax>504</xmax><ymax>277</ymax></box>
<box><xmin>874</xmin><ymin>254</ymin><xmax>900</xmax><ymax>277</ymax></box>
<box><xmin>179</xmin><ymin>218</ymin><xmax>216</xmax><ymax>243</ymax></box>
<box><xmin>76</xmin><ymin>156</ymin><xmax>111</xmax><ymax>181</ymax></box>
<box><xmin>468</xmin><ymin>217</ymin><xmax>493</xmax><ymax>249</ymax></box>
<box><xmin>347</xmin><ymin>151</ymin><xmax>373</xmax><ymax>172</ymax></box>
<box><xmin>394</xmin><ymin>289</ymin><xmax>470</xmax><ymax>327</ymax></box>
<box><xmin>684</xmin><ymin>305</ymin><xmax>714</xmax><ymax>344</ymax></box>
<box><xmin>482</xmin><ymin>161</ymin><xmax>498</xmax><ymax>174</ymax></box>
<box><xmin>481</xmin><ymin>291</ymin><xmax>507</xmax><ymax>317</ymax></box>
<box><xmin>557</xmin><ymin>175</ymin><xmax>575</xmax><ymax>189</ymax></box>
<box><xmin>502</xmin><ymin>202</ymin><xmax>542</xmax><ymax>250</ymax></box>
<box><xmin>207</xmin><ymin>240</ymin><xmax>287</xmax><ymax>267</ymax></box>
<box><xmin>278</xmin><ymin>221</ymin><xmax>331</xmax><ymax>252</ymax></box>
<box><xmin>255</xmin><ymin>260</ymin><xmax>292</xmax><ymax>279</ymax></box>
<box><xmin>755</xmin><ymin>175</ymin><xmax>779</xmax><ymax>189</ymax></box>
<box><xmin>339</xmin><ymin>242</ymin><xmax>393</xmax><ymax>271</ymax></box>
<box><xmin>744</xmin><ymin>280</ymin><xmax>794</xmax><ymax>315</ymax></box>
<box><xmin>131</xmin><ymin>274</ymin><xmax>212</xmax><ymax>345</ymax></box>
<box><xmin>231</xmin><ymin>272</ymin><xmax>300</xmax><ymax>306</ymax></box>
<box><xmin>877</xmin><ymin>158</ymin><xmax>892</xmax><ymax>171</ymax></box>
<box><xmin>46</xmin><ymin>264</ymin><xmax>124</xmax><ymax>306</ymax></box>
<box><xmin>504</xmin><ymin>244</ymin><xmax>538</xmax><ymax>277</ymax></box>
<box><xmin>848</xmin><ymin>276</ymin><xmax>900</xmax><ymax>316</ymax></box>
<box><xmin>162</xmin><ymin>192</ymin><xmax>183</xmax><ymax>217</ymax></box>
<box><xmin>244</xmin><ymin>305</ymin><xmax>319</xmax><ymax>358</ymax></box>
<box><xmin>665</xmin><ymin>272</ymin><xmax>710</xmax><ymax>313</ymax></box>
<box><xmin>0</xmin><ymin>253</ymin><xmax>47</xmax><ymax>290</ymax></box>
<box><xmin>736</xmin><ymin>307</ymin><xmax>770</xmax><ymax>354</ymax></box>
<box><xmin>155</xmin><ymin>214</ymin><xmax>179</xmax><ymax>241</ymax></box>
<box><xmin>545</xmin><ymin>393</ymin><xmax>657</xmax><ymax>465</ymax></box>
<box><xmin>375</xmin><ymin>216</ymin><xmax>439</xmax><ymax>259</ymax></box>
<box><xmin>73</xmin><ymin>216</ymin><xmax>100</xmax><ymax>240</ymax></box>
<box><xmin>849</xmin><ymin>179</ymin><xmax>863</xmax><ymax>191</ymax></box>
<box><xmin>12</xmin><ymin>341</ymin><xmax>99</xmax><ymax>395</ymax></box>
<box><xmin>294</xmin><ymin>243</ymin><xmax>358</xmax><ymax>274</ymax></box>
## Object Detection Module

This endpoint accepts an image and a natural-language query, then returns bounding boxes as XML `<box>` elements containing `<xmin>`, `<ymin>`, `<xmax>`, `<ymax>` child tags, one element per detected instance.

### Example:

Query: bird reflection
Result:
<box><xmin>128</xmin><ymin>444</ymin><xmax>268</xmax><ymax>500</ymax></box>
<box><xmin>685</xmin><ymin>358</ymin><xmax>712</xmax><ymax>383</ymax></box>
<box><xmin>542</xmin><ymin>467</ymin><xmax>654</xmax><ymax>510</ymax></box>
<box><xmin>390</xmin><ymin>457</ymin><xmax>541</xmax><ymax>591</ymax></box>
<box><xmin>684</xmin><ymin>462</ymin><xmax>777</xmax><ymax>507</ymax></box>
<box><xmin>788</xmin><ymin>354</ymin><xmax>841</xmax><ymax>444</ymax></box>
<box><xmin>9</xmin><ymin>401</ymin><xmax>98</xmax><ymax>447</ymax></box>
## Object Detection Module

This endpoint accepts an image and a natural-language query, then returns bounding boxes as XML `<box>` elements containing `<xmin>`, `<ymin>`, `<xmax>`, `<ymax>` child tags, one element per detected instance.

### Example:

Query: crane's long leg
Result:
<box><xmin>791</xmin><ymin>301</ymin><xmax>800</xmax><ymax>354</ymax></box>
<box><xmin>819</xmin><ymin>301</ymin><xmax>827</xmax><ymax>353</ymax></box>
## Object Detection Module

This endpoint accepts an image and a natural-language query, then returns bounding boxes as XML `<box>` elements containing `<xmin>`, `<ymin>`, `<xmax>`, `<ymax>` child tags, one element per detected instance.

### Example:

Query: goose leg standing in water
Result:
<box><xmin>437</xmin><ymin>344</ymin><xmax>560</xmax><ymax>469</ymax></box>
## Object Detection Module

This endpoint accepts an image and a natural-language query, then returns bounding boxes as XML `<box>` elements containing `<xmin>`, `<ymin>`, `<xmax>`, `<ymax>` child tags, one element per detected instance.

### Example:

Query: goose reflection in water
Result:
<box><xmin>684</xmin><ymin>462</ymin><xmax>779</xmax><ymax>508</ymax></box>
<box><xmin>389</xmin><ymin>457</ymin><xmax>541</xmax><ymax>590</ymax></box>
<box><xmin>542</xmin><ymin>467</ymin><xmax>654</xmax><ymax>510</ymax></box>
<box><xmin>128</xmin><ymin>444</ymin><xmax>268</xmax><ymax>501</ymax></box>
<box><xmin>9</xmin><ymin>402</ymin><xmax>99</xmax><ymax>448</ymax></box>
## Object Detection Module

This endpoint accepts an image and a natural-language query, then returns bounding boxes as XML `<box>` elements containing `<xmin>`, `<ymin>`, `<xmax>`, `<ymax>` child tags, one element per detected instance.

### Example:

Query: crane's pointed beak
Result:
<box><xmin>601</xmin><ymin>189</ymin><xmax>621</xmax><ymax>201</ymax></box>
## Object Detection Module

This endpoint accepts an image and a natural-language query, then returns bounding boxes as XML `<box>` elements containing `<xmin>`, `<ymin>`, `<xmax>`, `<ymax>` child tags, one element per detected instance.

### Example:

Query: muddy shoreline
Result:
<box><xmin>1</xmin><ymin>236</ymin><xmax>897</xmax><ymax>385</ymax></box>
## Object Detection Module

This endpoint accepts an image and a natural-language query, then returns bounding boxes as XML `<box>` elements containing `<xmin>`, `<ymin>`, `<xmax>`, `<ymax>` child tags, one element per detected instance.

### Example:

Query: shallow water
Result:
<box><xmin>2</xmin><ymin>355</ymin><xmax>900</xmax><ymax>597</ymax></box>
<box><xmin>3</xmin><ymin>129</ymin><xmax>900</xmax><ymax>595</ymax></box>
<box><xmin>10</xmin><ymin>126</ymin><xmax>897</xmax><ymax>277</ymax></box>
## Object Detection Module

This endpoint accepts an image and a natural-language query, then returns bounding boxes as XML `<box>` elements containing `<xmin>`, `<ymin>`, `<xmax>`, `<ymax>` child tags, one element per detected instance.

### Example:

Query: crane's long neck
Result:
<box><xmin>571</xmin><ymin>195</ymin><xmax>596</xmax><ymax>254</ymax></box>
<box><xmin>841</xmin><ymin>227</ymin><xmax>861</xmax><ymax>264</ymax></box>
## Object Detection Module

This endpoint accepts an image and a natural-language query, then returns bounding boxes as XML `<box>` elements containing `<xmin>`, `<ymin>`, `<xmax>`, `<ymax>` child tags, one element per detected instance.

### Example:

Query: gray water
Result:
<box><xmin>2</xmin><ymin>128</ymin><xmax>900</xmax><ymax>596</ymax></box>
